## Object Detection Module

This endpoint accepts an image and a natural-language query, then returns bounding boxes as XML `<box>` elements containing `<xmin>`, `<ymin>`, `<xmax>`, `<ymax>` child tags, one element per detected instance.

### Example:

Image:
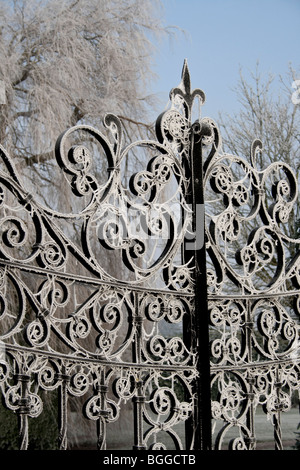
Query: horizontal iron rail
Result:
<box><xmin>211</xmin><ymin>358</ymin><xmax>299</xmax><ymax>372</ymax></box>
<box><xmin>0</xmin><ymin>259</ymin><xmax>193</xmax><ymax>298</ymax></box>
<box><xmin>208</xmin><ymin>292</ymin><xmax>300</xmax><ymax>300</ymax></box>
<box><xmin>3</xmin><ymin>343</ymin><xmax>198</xmax><ymax>372</ymax></box>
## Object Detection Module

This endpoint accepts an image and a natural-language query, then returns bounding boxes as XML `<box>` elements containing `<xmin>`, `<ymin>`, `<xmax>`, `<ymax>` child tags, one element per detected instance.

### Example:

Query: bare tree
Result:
<box><xmin>0</xmin><ymin>0</ymin><xmax>168</xmax><ymax>178</ymax></box>
<box><xmin>201</xmin><ymin>63</ymin><xmax>300</xmax><ymax>299</ymax></box>
<box><xmin>219</xmin><ymin>64</ymin><xmax>300</xmax><ymax>168</ymax></box>
<box><xmin>217</xmin><ymin>63</ymin><xmax>300</xmax><ymax>242</ymax></box>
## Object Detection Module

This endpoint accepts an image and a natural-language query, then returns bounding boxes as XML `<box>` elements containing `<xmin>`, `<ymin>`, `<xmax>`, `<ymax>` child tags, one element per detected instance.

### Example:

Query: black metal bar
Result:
<box><xmin>57</xmin><ymin>370</ymin><xmax>69</xmax><ymax>450</ymax></box>
<box><xmin>184</xmin><ymin>121</ymin><xmax>212</xmax><ymax>450</ymax></box>
<box><xmin>17</xmin><ymin>373</ymin><xmax>30</xmax><ymax>450</ymax></box>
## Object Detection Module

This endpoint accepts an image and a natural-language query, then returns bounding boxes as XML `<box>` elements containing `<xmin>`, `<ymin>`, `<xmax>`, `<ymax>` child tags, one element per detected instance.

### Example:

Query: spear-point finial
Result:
<box><xmin>179</xmin><ymin>59</ymin><xmax>191</xmax><ymax>95</ymax></box>
<box><xmin>169</xmin><ymin>60</ymin><xmax>206</xmax><ymax>121</ymax></box>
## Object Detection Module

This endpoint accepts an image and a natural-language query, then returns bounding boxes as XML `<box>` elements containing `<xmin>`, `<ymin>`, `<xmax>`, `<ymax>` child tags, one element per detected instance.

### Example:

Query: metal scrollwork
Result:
<box><xmin>0</xmin><ymin>61</ymin><xmax>299</xmax><ymax>451</ymax></box>
<box><xmin>0</xmin><ymin>61</ymin><xmax>203</xmax><ymax>450</ymax></box>
<box><xmin>204</xmin><ymin>85</ymin><xmax>300</xmax><ymax>449</ymax></box>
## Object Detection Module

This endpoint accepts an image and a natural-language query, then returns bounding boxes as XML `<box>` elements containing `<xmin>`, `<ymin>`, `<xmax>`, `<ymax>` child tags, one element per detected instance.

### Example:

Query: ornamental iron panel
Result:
<box><xmin>0</xmin><ymin>61</ymin><xmax>299</xmax><ymax>450</ymax></box>
<box><xmin>202</xmin><ymin>85</ymin><xmax>300</xmax><ymax>449</ymax></box>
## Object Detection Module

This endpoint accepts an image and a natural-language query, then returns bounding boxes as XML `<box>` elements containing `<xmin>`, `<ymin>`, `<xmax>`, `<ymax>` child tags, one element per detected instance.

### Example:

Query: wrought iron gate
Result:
<box><xmin>0</xmin><ymin>62</ymin><xmax>299</xmax><ymax>451</ymax></box>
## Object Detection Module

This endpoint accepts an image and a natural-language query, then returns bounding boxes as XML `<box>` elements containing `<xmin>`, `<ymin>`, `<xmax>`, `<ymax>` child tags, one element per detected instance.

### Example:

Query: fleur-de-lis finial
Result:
<box><xmin>179</xmin><ymin>59</ymin><xmax>192</xmax><ymax>96</ymax></box>
<box><xmin>169</xmin><ymin>59</ymin><xmax>206</xmax><ymax>121</ymax></box>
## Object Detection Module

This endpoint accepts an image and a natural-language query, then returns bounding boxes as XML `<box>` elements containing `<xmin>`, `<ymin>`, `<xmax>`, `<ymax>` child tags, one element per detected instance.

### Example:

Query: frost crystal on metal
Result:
<box><xmin>0</xmin><ymin>61</ymin><xmax>299</xmax><ymax>451</ymax></box>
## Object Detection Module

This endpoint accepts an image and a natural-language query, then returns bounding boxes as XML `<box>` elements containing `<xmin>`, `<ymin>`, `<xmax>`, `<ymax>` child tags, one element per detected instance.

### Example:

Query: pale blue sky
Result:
<box><xmin>151</xmin><ymin>0</ymin><xmax>300</xmax><ymax>121</ymax></box>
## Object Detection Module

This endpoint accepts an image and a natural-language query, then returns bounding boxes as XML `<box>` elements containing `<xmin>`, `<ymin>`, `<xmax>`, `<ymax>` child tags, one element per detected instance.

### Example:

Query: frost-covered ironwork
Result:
<box><xmin>0</xmin><ymin>61</ymin><xmax>299</xmax><ymax>451</ymax></box>
<box><xmin>203</xmin><ymin>102</ymin><xmax>300</xmax><ymax>450</ymax></box>
<box><xmin>0</xmin><ymin>61</ymin><xmax>207</xmax><ymax>450</ymax></box>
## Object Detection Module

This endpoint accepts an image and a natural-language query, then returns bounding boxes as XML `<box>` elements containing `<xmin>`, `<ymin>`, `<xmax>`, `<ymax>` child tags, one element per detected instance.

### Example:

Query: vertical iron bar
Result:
<box><xmin>133</xmin><ymin>293</ymin><xmax>143</xmax><ymax>364</ymax></box>
<box><xmin>184</xmin><ymin>121</ymin><xmax>211</xmax><ymax>450</ymax></box>
<box><xmin>17</xmin><ymin>373</ymin><xmax>30</xmax><ymax>450</ymax></box>
<box><xmin>273</xmin><ymin>412</ymin><xmax>283</xmax><ymax>450</ymax></box>
<box><xmin>97</xmin><ymin>414</ymin><xmax>108</xmax><ymax>451</ymax></box>
<box><xmin>133</xmin><ymin>380</ymin><xmax>146</xmax><ymax>450</ymax></box>
<box><xmin>57</xmin><ymin>370</ymin><xmax>69</xmax><ymax>450</ymax></box>
<box><xmin>132</xmin><ymin>292</ymin><xmax>146</xmax><ymax>450</ymax></box>
<box><xmin>245</xmin><ymin>300</ymin><xmax>256</xmax><ymax>449</ymax></box>
<box><xmin>273</xmin><ymin>368</ymin><xmax>283</xmax><ymax>450</ymax></box>
<box><xmin>96</xmin><ymin>378</ymin><xmax>109</xmax><ymax>451</ymax></box>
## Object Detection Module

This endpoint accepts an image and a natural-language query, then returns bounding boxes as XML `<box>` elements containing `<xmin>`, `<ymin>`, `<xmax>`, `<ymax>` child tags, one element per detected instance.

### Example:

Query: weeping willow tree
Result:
<box><xmin>0</xmin><ymin>0</ymin><xmax>171</xmax><ymax>198</ymax></box>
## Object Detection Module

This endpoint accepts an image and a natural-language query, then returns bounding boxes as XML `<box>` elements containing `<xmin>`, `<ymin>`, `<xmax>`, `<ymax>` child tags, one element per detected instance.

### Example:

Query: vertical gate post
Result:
<box><xmin>184</xmin><ymin>117</ymin><xmax>212</xmax><ymax>450</ymax></box>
